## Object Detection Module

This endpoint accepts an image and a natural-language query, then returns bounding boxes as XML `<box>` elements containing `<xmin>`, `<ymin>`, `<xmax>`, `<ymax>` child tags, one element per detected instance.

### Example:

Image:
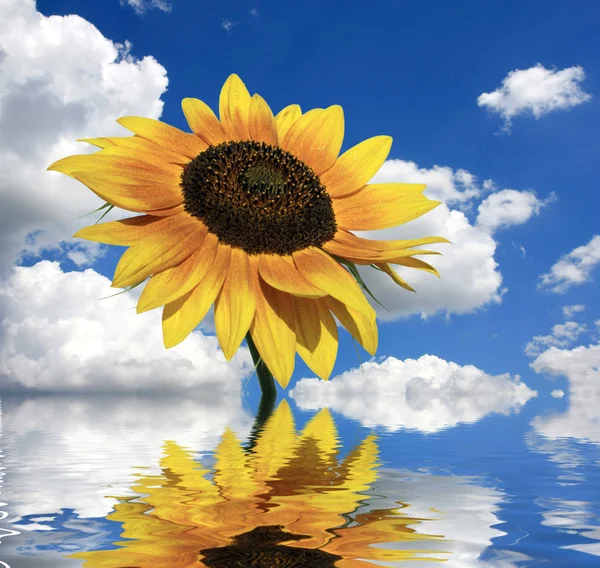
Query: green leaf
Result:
<box><xmin>333</xmin><ymin>256</ymin><xmax>388</xmax><ymax>311</ymax></box>
<box><xmin>73</xmin><ymin>202</ymin><xmax>111</xmax><ymax>220</ymax></box>
<box><xmin>351</xmin><ymin>336</ymin><xmax>364</xmax><ymax>374</ymax></box>
<box><xmin>99</xmin><ymin>280</ymin><xmax>145</xmax><ymax>300</ymax></box>
<box><xmin>95</xmin><ymin>204</ymin><xmax>115</xmax><ymax>224</ymax></box>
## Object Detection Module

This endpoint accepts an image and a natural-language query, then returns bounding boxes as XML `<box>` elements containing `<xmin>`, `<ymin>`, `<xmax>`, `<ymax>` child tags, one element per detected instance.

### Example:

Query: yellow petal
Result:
<box><xmin>48</xmin><ymin>151</ymin><xmax>180</xmax><ymax>178</ymax></box>
<box><xmin>325</xmin><ymin>296</ymin><xmax>378</xmax><ymax>355</ymax></box>
<box><xmin>181</xmin><ymin>97</ymin><xmax>227</xmax><ymax>146</ymax></box>
<box><xmin>73</xmin><ymin>215</ymin><xmax>157</xmax><ymax>245</ymax></box>
<box><xmin>292</xmin><ymin>247</ymin><xmax>374</xmax><ymax>317</ymax></box>
<box><xmin>162</xmin><ymin>244</ymin><xmax>232</xmax><ymax>348</ymax></box>
<box><xmin>393</xmin><ymin>256</ymin><xmax>441</xmax><ymax>277</ymax></box>
<box><xmin>219</xmin><ymin>74</ymin><xmax>251</xmax><ymax>141</ymax></box>
<box><xmin>292</xmin><ymin>296</ymin><xmax>338</xmax><ymax>380</ymax></box>
<box><xmin>258</xmin><ymin>254</ymin><xmax>326</xmax><ymax>298</ymax></box>
<box><xmin>116</xmin><ymin>116</ymin><xmax>207</xmax><ymax>159</ymax></box>
<box><xmin>249</xmin><ymin>93</ymin><xmax>278</xmax><ymax>146</ymax></box>
<box><xmin>329</xmin><ymin>228</ymin><xmax>450</xmax><ymax>252</ymax></box>
<box><xmin>76</xmin><ymin>137</ymin><xmax>113</xmax><ymax>149</ymax></box>
<box><xmin>281</xmin><ymin>106</ymin><xmax>344</xmax><ymax>175</ymax></box>
<box><xmin>214</xmin><ymin>248</ymin><xmax>257</xmax><ymax>360</ymax></box>
<box><xmin>136</xmin><ymin>231</ymin><xmax>219</xmax><ymax>313</ymax></box>
<box><xmin>333</xmin><ymin>183</ymin><xmax>440</xmax><ymax>230</ymax></box>
<box><xmin>320</xmin><ymin>136</ymin><xmax>392</xmax><ymax>198</ymax></box>
<box><xmin>81</xmin><ymin>135</ymin><xmax>190</xmax><ymax>165</ymax></box>
<box><xmin>249</xmin><ymin>273</ymin><xmax>296</xmax><ymax>388</ymax></box>
<box><xmin>274</xmin><ymin>104</ymin><xmax>301</xmax><ymax>144</ymax></box>
<box><xmin>375</xmin><ymin>263</ymin><xmax>416</xmax><ymax>292</ymax></box>
<box><xmin>70</xmin><ymin>171</ymin><xmax>183</xmax><ymax>213</ymax></box>
<box><xmin>112</xmin><ymin>214</ymin><xmax>206</xmax><ymax>288</ymax></box>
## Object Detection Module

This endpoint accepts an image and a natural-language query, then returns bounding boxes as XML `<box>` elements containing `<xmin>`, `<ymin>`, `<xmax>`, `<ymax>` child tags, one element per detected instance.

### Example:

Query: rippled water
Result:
<box><xmin>1</xmin><ymin>394</ymin><xmax>599</xmax><ymax>567</ymax></box>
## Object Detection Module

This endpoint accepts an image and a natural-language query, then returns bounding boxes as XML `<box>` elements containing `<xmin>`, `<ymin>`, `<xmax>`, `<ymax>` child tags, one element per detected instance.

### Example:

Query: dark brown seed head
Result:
<box><xmin>180</xmin><ymin>141</ymin><xmax>337</xmax><ymax>255</ymax></box>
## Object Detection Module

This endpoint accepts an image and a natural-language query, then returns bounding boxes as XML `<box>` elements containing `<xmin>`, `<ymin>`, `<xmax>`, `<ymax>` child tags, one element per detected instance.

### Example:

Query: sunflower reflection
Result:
<box><xmin>72</xmin><ymin>401</ymin><xmax>446</xmax><ymax>567</ymax></box>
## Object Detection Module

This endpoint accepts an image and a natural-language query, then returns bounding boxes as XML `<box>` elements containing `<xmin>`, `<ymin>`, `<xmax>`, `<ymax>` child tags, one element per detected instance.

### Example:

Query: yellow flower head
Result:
<box><xmin>48</xmin><ymin>74</ymin><xmax>448</xmax><ymax>387</ymax></box>
<box><xmin>70</xmin><ymin>401</ymin><xmax>445</xmax><ymax>568</ymax></box>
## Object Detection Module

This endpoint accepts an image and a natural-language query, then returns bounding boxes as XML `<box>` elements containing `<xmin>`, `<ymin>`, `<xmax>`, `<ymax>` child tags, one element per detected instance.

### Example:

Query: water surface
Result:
<box><xmin>1</xmin><ymin>393</ymin><xmax>599</xmax><ymax>567</ymax></box>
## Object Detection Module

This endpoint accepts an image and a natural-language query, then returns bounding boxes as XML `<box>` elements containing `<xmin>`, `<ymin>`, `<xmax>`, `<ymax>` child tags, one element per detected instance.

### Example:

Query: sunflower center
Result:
<box><xmin>180</xmin><ymin>141</ymin><xmax>337</xmax><ymax>255</ymax></box>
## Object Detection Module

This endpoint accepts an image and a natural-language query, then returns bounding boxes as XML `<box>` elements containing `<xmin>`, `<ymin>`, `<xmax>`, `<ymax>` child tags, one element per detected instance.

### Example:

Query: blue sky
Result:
<box><xmin>1</xmin><ymin>0</ymin><xmax>600</xmax><ymax>438</ymax></box>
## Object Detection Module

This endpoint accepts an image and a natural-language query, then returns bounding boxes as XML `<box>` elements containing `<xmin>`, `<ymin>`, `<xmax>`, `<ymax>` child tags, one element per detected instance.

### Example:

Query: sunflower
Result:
<box><xmin>48</xmin><ymin>74</ymin><xmax>448</xmax><ymax>387</ymax></box>
<box><xmin>70</xmin><ymin>401</ymin><xmax>445</xmax><ymax>568</ymax></box>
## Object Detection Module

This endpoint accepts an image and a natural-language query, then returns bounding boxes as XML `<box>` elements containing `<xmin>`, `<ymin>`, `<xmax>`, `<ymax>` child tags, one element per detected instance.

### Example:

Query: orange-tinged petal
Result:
<box><xmin>320</xmin><ymin>136</ymin><xmax>392</xmax><ymax>198</ymax></box>
<box><xmin>116</xmin><ymin>116</ymin><xmax>207</xmax><ymax>159</ymax></box>
<box><xmin>376</xmin><ymin>263</ymin><xmax>416</xmax><ymax>292</ymax></box>
<box><xmin>292</xmin><ymin>247</ymin><xmax>374</xmax><ymax>316</ymax></box>
<box><xmin>112</xmin><ymin>214</ymin><xmax>206</xmax><ymax>288</ymax></box>
<box><xmin>258</xmin><ymin>254</ymin><xmax>326</xmax><ymax>298</ymax></box>
<box><xmin>144</xmin><ymin>202</ymin><xmax>186</xmax><ymax>217</ymax></box>
<box><xmin>249</xmin><ymin>93</ymin><xmax>278</xmax><ymax>146</ymax></box>
<box><xmin>325</xmin><ymin>296</ymin><xmax>378</xmax><ymax>355</ymax></box>
<box><xmin>214</xmin><ymin>248</ymin><xmax>256</xmax><ymax>360</ymax></box>
<box><xmin>274</xmin><ymin>104</ymin><xmax>301</xmax><ymax>144</ymax></box>
<box><xmin>48</xmin><ymin>152</ymin><xmax>179</xmax><ymax>179</ymax></box>
<box><xmin>329</xmin><ymin>228</ymin><xmax>450</xmax><ymax>252</ymax></box>
<box><xmin>281</xmin><ymin>106</ymin><xmax>344</xmax><ymax>175</ymax></box>
<box><xmin>219</xmin><ymin>74</ymin><xmax>251</xmax><ymax>141</ymax></box>
<box><xmin>136</xmin><ymin>231</ymin><xmax>219</xmax><ymax>313</ymax></box>
<box><xmin>70</xmin><ymin>171</ymin><xmax>183</xmax><ymax>213</ymax></box>
<box><xmin>73</xmin><ymin>215</ymin><xmax>157</xmax><ymax>245</ymax></box>
<box><xmin>181</xmin><ymin>97</ymin><xmax>227</xmax><ymax>146</ymax></box>
<box><xmin>249</xmin><ymin>274</ymin><xmax>296</xmax><ymax>388</ymax></box>
<box><xmin>333</xmin><ymin>183</ymin><xmax>440</xmax><ymax>230</ymax></box>
<box><xmin>162</xmin><ymin>244</ymin><xmax>232</xmax><ymax>348</ymax></box>
<box><xmin>82</xmin><ymin>135</ymin><xmax>190</xmax><ymax>165</ymax></box>
<box><xmin>292</xmin><ymin>296</ymin><xmax>338</xmax><ymax>380</ymax></box>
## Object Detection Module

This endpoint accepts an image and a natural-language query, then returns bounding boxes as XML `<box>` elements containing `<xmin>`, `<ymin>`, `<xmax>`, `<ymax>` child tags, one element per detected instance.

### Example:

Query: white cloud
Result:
<box><xmin>356</xmin><ymin>160</ymin><xmax>547</xmax><ymax>321</ymax></box>
<box><xmin>531</xmin><ymin>342</ymin><xmax>600</xmax><ymax>443</ymax></box>
<box><xmin>0</xmin><ymin>0</ymin><xmax>168</xmax><ymax>277</ymax></box>
<box><xmin>0</xmin><ymin>261</ymin><xmax>252</xmax><ymax>393</ymax></box>
<box><xmin>563</xmin><ymin>304</ymin><xmax>585</xmax><ymax>318</ymax></box>
<box><xmin>477</xmin><ymin>64</ymin><xmax>591</xmax><ymax>131</ymax></box>
<box><xmin>373</xmin><ymin>159</ymin><xmax>488</xmax><ymax>206</ymax></box>
<box><xmin>476</xmin><ymin>189</ymin><xmax>550</xmax><ymax>234</ymax></box>
<box><xmin>290</xmin><ymin>354</ymin><xmax>536</xmax><ymax>433</ymax></box>
<box><xmin>551</xmin><ymin>389</ymin><xmax>565</xmax><ymax>398</ymax></box>
<box><xmin>539</xmin><ymin>235</ymin><xmax>600</xmax><ymax>293</ymax></box>
<box><xmin>120</xmin><ymin>0</ymin><xmax>172</xmax><ymax>14</ymax></box>
<box><xmin>1</xmin><ymin>396</ymin><xmax>253</xmax><ymax>524</ymax></box>
<box><xmin>221</xmin><ymin>19</ymin><xmax>237</xmax><ymax>32</ymax></box>
<box><xmin>525</xmin><ymin>321</ymin><xmax>588</xmax><ymax>357</ymax></box>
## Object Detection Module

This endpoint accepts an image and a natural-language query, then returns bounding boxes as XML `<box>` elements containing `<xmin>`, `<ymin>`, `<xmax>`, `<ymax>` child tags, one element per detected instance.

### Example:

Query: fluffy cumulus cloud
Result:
<box><xmin>0</xmin><ymin>261</ymin><xmax>252</xmax><ymax>393</ymax></box>
<box><xmin>120</xmin><ymin>0</ymin><xmax>172</xmax><ymax>15</ymax></box>
<box><xmin>476</xmin><ymin>189</ymin><xmax>552</xmax><ymax>233</ymax></box>
<box><xmin>290</xmin><ymin>355</ymin><xmax>536</xmax><ymax>433</ymax></box>
<box><xmin>539</xmin><ymin>235</ymin><xmax>600</xmax><ymax>293</ymax></box>
<box><xmin>525</xmin><ymin>321</ymin><xmax>588</xmax><ymax>357</ymax></box>
<box><xmin>0</xmin><ymin>0</ymin><xmax>168</xmax><ymax>276</ymax></box>
<box><xmin>531</xmin><ymin>342</ymin><xmax>600</xmax><ymax>444</ymax></box>
<box><xmin>477</xmin><ymin>64</ymin><xmax>591</xmax><ymax>131</ymax></box>
<box><xmin>563</xmin><ymin>304</ymin><xmax>585</xmax><ymax>318</ymax></box>
<box><xmin>356</xmin><ymin>160</ymin><xmax>547</xmax><ymax>321</ymax></box>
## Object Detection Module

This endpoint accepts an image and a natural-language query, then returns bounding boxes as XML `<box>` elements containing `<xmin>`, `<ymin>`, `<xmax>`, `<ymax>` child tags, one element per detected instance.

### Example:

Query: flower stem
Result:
<box><xmin>245</xmin><ymin>332</ymin><xmax>277</xmax><ymax>407</ymax></box>
<box><xmin>245</xmin><ymin>332</ymin><xmax>277</xmax><ymax>451</ymax></box>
